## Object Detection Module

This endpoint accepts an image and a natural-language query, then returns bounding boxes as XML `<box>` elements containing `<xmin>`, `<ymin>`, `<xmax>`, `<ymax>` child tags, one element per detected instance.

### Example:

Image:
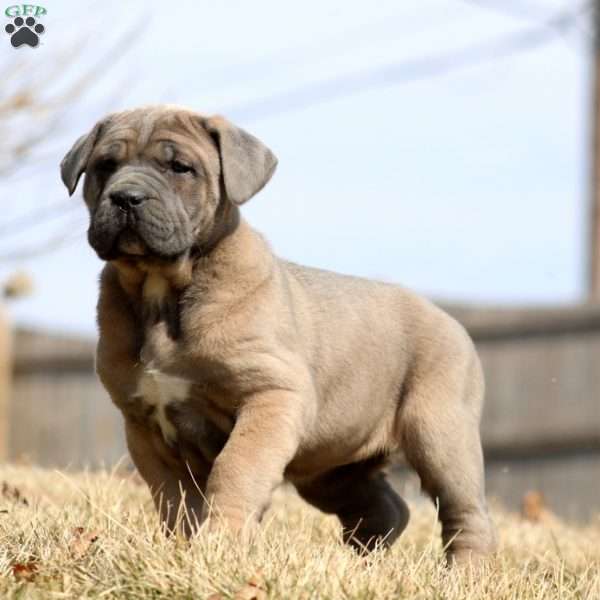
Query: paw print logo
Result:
<box><xmin>5</xmin><ymin>16</ymin><xmax>45</xmax><ymax>48</ymax></box>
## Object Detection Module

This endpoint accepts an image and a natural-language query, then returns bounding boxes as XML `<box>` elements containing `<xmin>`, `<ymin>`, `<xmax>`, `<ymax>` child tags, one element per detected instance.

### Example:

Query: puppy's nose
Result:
<box><xmin>109</xmin><ymin>190</ymin><xmax>147</xmax><ymax>211</ymax></box>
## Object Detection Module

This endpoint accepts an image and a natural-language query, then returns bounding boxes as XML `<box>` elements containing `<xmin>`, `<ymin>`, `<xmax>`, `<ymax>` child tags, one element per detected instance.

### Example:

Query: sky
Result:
<box><xmin>0</xmin><ymin>0</ymin><xmax>591</xmax><ymax>336</ymax></box>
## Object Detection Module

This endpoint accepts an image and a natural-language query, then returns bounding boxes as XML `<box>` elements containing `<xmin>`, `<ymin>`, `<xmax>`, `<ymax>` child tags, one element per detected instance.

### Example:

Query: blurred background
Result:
<box><xmin>0</xmin><ymin>0</ymin><xmax>598</xmax><ymax>521</ymax></box>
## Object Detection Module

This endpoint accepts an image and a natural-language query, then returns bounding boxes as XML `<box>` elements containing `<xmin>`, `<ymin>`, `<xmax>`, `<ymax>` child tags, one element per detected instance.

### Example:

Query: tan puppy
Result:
<box><xmin>61</xmin><ymin>105</ymin><xmax>496</xmax><ymax>561</ymax></box>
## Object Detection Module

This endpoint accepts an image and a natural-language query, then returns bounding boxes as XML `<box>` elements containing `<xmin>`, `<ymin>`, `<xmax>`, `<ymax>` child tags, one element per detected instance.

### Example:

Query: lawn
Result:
<box><xmin>0</xmin><ymin>464</ymin><xmax>598</xmax><ymax>599</ymax></box>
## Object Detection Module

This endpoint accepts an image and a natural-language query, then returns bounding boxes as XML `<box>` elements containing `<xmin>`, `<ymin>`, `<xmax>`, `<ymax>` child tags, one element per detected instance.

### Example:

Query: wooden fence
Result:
<box><xmin>8</xmin><ymin>328</ymin><xmax>127</xmax><ymax>468</ymax></box>
<box><xmin>448</xmin><ymin>303</ymin><xmax>600</xmax><ymax>521</ymax></box>
<box><xmin>3</xmin><ymin>303</ymin><xmax>600</xmax><ymax>520</ymax></box>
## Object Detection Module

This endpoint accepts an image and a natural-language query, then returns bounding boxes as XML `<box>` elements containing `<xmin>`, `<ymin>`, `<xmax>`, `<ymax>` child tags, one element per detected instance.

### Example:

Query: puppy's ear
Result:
<box><xmin>60</xmin><ymin>121</ymin><xmax>104</xmax><ymax>196</ymax></box>
<box><xmin>204</xmin><ymin>116</ymin><xmax>277</xmax><ymax>205</ymax></box>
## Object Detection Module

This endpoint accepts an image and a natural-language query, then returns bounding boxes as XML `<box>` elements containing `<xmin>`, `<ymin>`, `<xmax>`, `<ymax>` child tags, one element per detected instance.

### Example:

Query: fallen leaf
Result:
<box><xmin>1</xmin><ymin>482</ymin><xmax>29</xmax><ymax>506</ymax></box>
<box><xmin>522</xmin><ymin>491</ymin><xmax>554</xmax><ymax>523</ymax></box>
<box><xmin>233</xmin><ymin>571</ymin><xmax>267</xmax><ymax>600</ymax></box>
<box><xmin>11</xmin><ymin>561</ymin><xmax>38</xmax><ymax>581</ymax></box>
<box><xmin>70</xmin><ymin>527</ymin><xmax>100</xmax><ymax>558</ymax></box>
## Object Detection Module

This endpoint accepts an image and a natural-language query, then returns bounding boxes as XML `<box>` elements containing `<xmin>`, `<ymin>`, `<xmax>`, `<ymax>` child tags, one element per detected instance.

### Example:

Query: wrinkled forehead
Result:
<box><xmin>94</xmin><ymin>108</ymin><xmax>219</xmax><ymax>167</ymax></box>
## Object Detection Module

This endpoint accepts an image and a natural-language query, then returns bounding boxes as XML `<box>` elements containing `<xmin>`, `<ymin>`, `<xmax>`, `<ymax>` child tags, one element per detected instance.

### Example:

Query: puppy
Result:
<box><xmin>61</xmin><ymin>105</ymin><xmax>496</xmax><ymax>561</ymax></box>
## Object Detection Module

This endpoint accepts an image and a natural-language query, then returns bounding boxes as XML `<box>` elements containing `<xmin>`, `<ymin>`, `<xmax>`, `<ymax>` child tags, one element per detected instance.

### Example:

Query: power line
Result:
<box><xmin>0</xmin><ymin>200</ymin><xmax>81</xmax><ymax>237</ymax></box>
<box><xmin>226</xmin><ymin>5</ymin><xmax>586</xmax><ymax>123</ymax></box>
<box><xmin>188</xmin><ymin>10</ymin><xmax>471</xmax><ymax>94</ymax></box>
<box><xmin>461</xmin><ymin>0</ymin><xmax>592</xmax><ymax>45</ymax></box>
<box><xmin>461</xmin><ymin>0</ymin><xmax>557</xmax><ymax>22</ymax></box>
<box><xmin>0</xmin><ymin>222</ymin><xmax>85</xmax><ymax>262</ymax></box>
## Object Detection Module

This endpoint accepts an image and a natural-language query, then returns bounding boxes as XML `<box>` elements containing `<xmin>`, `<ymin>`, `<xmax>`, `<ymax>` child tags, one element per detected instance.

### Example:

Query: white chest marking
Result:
<box><xmin>136</xmin><ymin>369</ymin><xmax>191</xmax><ymax>443</ymax></box>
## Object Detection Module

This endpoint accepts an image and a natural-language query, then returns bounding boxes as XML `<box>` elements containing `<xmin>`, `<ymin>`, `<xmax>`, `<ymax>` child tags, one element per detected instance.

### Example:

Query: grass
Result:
<box><xmin>0</xmin><ymin>464</ymin><xmax>599</xmax><ymax>599</ymax></box>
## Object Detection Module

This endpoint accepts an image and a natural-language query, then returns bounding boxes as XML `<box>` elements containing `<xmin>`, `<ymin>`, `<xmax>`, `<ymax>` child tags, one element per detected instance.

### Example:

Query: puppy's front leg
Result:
<box><xmin>204</xmin><ymin>390</ymin><xmax>304</xmax><ymax>531</ymax></box>
<box><xmin>125</xmin><ymin>418</ymin><xmax>211</xmax><ymax>536</ymax></box>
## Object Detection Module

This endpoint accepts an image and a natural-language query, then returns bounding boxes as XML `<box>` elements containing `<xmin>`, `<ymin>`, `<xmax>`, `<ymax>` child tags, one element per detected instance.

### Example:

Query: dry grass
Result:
<box><xmin>0</xmin><ymin>464</ymin><xmax>599</xmax><ymax>599</ymax></box>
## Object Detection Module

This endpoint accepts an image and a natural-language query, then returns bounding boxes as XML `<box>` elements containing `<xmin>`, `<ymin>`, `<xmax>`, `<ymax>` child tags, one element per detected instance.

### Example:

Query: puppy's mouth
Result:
<box><xmin>89</xmin><ymin>219</ymin><xmax>193</xmax><ymax>263</ymax></box>
<box><xmin>105</xmin><ymin>228</ymin><xmax>184</xmax><ymax>262</ymax></box>
<box><xmin>116</xmin><ymin>228</ymin><xmax>148</xmax><ymax>257</ymax></box>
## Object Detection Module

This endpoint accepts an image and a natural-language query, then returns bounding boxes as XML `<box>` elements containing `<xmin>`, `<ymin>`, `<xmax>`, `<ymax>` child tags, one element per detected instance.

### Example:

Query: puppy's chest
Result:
<box><xmin>134</xmin><ymin>369</ymin><xmax>190</xmax><ymax>444</ymax></box>
<box><xmin>133</xmin><ymin>367</ymin><xmax>236</xmax><ymax>445</ymax></box>
<box><xmin>133</xmin><ymin>275</ymin><xmax>239</xmax><ymax>444</ymax></box>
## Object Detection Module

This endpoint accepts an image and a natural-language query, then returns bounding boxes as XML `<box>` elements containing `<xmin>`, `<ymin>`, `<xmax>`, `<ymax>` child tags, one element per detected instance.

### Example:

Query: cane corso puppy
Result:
<box><xmin>60</xmin><ymin>105</ymin><xmax>496</xmax><ymax>562</ymax></box>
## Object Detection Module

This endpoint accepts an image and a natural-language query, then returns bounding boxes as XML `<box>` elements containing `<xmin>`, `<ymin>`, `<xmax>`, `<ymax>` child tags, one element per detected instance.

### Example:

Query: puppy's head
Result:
<box><xmin>61</xmin><ymin>106</ymin><xmax>277</xmax><ymax>261</ymax></box>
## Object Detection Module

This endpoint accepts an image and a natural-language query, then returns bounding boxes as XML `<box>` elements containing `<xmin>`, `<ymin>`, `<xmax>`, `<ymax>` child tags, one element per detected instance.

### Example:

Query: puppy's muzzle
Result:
<box><xmin>88</xmin><ymin>167</ymin><xmax>194</xmax><ymax>261</ymax></box>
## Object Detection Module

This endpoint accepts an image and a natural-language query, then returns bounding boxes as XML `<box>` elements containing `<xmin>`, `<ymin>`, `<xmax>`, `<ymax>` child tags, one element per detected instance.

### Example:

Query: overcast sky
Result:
<box><xmin>0</xmin><ymin>0</ymin><xmax>591</xmax><ymax>336</ymax></box>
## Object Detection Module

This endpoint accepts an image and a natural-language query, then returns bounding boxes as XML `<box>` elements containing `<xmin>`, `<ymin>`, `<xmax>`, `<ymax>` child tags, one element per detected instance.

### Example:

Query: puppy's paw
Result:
<box><xmin>446</xmin><ymin>537</ymin><xmax>497</xmax><ymax>568</ymax></box>
<box><xmin>202</xmin><ymin>505</ymin><xmax>259</xmax><ymax>543</ymax></box>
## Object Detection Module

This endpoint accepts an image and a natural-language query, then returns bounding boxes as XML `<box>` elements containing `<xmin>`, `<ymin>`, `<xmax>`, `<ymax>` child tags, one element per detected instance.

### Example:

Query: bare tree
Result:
<box><xmin>0</xmin><ymin>18</ymin><xmax>143</xmax><ymax>262</ymax></box>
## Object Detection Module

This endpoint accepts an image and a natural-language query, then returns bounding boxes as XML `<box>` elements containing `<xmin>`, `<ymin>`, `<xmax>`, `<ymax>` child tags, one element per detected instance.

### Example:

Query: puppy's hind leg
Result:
<box><xmin>297</xmin><ymin>457</ymin><xmax>410</xmax><ymax>552</ymax></box>
<box><xmin>399</xmin><ymin>354</ymin><xmax>497</xmax><ymax>563</ymax></box>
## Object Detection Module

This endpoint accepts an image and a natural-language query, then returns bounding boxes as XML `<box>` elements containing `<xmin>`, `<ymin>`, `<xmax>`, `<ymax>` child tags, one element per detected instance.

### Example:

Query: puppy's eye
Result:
<box><xmin>170</xmin><ymin>160</ymin><xmax>195</xmax><ymax>174</ymax></box>
<box><xmin>94</xmin><ymin>159</ymin><xmax>117</xmax><ymax>175</ymax></box>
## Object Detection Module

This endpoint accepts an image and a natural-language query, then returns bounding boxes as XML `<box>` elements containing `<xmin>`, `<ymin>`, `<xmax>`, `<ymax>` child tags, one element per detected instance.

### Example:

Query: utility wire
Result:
<box><xmin>226</xmin><ymin>5</ymin><xmax>585</xmax><ymax>123</ymax></box>
<box><xmin>188</xmin><ymin>9</ymin><xmax>471</xmax><ymax>93</ymax></box>
<box><xmin>0</xmin><ymin>200</ymin><xmax>81</xmax><ymax>237</ymax></box>
<box><xmin>461</xmin><ymin>0</ymin><xmax>556</xmax><ymax>21</ymax></box>
<box><xmin>0</xmin><ymin>219</ymin><xmax>85</xmax><ymax>262</ymax></box>
<box><xmin>461</xmin><ymin>0</ymin><xmax>592</xmax><ymax>43</ymax></box>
